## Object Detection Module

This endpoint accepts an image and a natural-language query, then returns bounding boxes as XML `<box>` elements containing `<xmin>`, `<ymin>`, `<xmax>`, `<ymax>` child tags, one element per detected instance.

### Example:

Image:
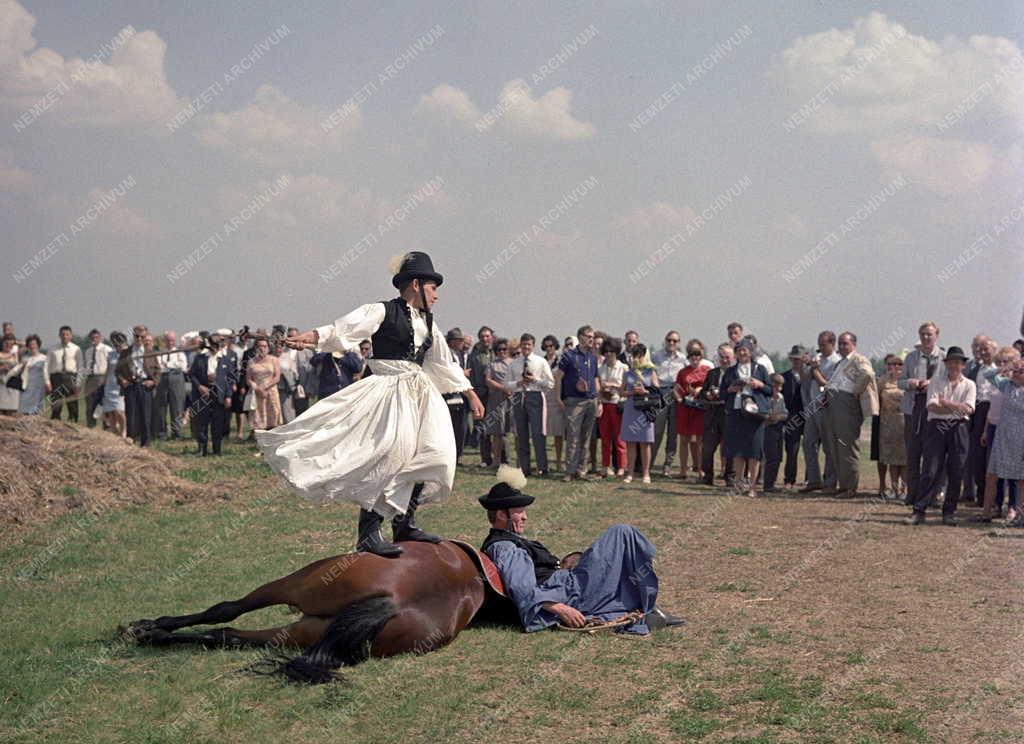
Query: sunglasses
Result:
<box><xmin>688</xmin><ymin>352</ymin><xmax>702</xmax><ymax>358</ymax></box>
<box><xmin>666</xmin><ymin>338</ymin><xmax>679</xmax><ymax>343</ymax></box>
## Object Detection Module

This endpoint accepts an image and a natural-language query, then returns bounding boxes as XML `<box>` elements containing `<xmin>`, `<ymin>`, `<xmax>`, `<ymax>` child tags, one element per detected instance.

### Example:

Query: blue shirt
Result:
<box><xmin>313</xmin><ymin>351</ymin><xmax>363</xmax><ymax>398</ymax></box>
<box><xmin>558</xmin><ymin>347</ymin><xmax>599</xmax><ymax>399</ymax></box>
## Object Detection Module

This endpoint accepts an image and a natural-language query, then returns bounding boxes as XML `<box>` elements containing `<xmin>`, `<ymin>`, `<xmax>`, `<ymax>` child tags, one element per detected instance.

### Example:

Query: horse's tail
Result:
<box><xmin>267</xmin><ymin>596</ymin><xmax>398</xmax><ymax>685</ymax></box>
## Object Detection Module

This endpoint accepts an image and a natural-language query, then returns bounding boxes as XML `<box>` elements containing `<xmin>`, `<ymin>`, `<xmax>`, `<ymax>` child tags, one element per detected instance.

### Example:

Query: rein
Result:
<box><xmin>556</xmin><ymin>609</ymin><xmax>645</xmax><ymax>634</ymax></box>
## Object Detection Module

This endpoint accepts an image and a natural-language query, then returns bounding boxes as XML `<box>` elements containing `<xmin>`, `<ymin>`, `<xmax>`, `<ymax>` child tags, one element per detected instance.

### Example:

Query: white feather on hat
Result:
<box><xmin>496</xmin><ymin>464</ymin><xmax>527</xmax><ymax>491</ymax></box>
<box><xmin>388</xmin><ymin>253</ymin><xmax>410</xmax><ymax>276</ymax></box>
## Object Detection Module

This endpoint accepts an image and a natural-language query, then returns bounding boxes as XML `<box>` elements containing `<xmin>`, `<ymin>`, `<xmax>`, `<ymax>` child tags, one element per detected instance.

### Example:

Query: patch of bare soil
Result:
<box><xmin>0</xmin><ymin>416</ymin><xmax>233</xmax><ymax>530</ymax></box>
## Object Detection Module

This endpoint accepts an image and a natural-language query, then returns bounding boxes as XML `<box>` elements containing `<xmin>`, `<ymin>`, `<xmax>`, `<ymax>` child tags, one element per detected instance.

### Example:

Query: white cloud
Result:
<box><xmin>0</xmin><ymin>0</ymin><xmax>182</xmax><ymax>128</ymax></box>
<box><xmin>417</xmin><ymin>78</ymin><xmax>595</xmax><ymax>141</ymax></box>
<box><xmin>774</xmin><ymin>12</ymin><xmax>1024</xmax><ymax>138</ymax></box>
<box><xmin>611</xmin><ymin>202</ymin><xmax>697</xmax><ymax>232</ymax></box>
<box><xmin>871</xmin><ymin>136</ymin><xmax>996</xmax><ymax>196</ymax></box>
<box><xmin>194</xmin><ymin>84</ymin><xmax>362</xmax><ymax>164</ymax></box>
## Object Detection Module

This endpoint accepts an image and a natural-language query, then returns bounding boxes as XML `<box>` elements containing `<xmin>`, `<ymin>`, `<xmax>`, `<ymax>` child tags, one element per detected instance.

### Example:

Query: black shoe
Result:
<box><xmin>904</xmin><ymin>512</ymin><xmax>926</xmax><ymax>526</ymax></box>
<box><xmin>941</xmin><ymin>514</ymin><xmax>957</xmax><ymax>527</ymax></box>
<box><xmin>357</xmin><ymin>509</ymin><xmax>403</xmax><ymax>557</ymax></box>
<box><xmin>392</xmin><ymin>484</ymin><xmax>442</xmax><ymax>544</ymax></box>
<box><xmin>645</xmin><ymin>606</ymin><xmax>686</xmax><ymax>631</ymax></box>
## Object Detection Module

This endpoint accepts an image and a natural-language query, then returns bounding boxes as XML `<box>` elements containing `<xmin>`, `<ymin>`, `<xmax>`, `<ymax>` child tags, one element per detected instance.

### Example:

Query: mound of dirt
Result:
<box><xmin>0</xmin><ymin>416</ymin><xmax>233</xmax><ymax>528</ymax></box>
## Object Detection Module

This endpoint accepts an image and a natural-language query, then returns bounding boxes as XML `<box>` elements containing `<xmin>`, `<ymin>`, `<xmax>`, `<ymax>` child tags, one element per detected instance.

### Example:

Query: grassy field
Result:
<box><xmin>2</xmin><ymin>433</ymin><xmax>1022</xmax><ymax>744</ymax></box>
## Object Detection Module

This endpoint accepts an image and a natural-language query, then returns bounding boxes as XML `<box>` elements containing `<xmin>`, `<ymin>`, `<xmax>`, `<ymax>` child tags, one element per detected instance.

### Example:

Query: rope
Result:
<box><xmin>556</xmin><ymin>609</ymin><xmax>645</xmax><ymax>634</ymax></box>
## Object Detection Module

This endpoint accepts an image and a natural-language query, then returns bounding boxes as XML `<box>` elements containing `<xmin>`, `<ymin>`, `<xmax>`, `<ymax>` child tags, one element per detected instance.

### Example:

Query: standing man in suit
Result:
<box><xmin>446</xmin><ymin>327</ymin><xmax>471</xmax><ymax>462</ymax></box>
<box><xmin>48</xmin><ymin>325</ymin><xmax>83</xmax><ymax>421</ymax></box>
<box><xmin>699</xmin><ymin>343</ymin><xmax>735</xmax><ymax>485</ymax></box>
<box><xmin>898</xmin><ymin>322</ymin><xmax>945</xmax><ymax>506</ymax></box>
<box><xmin>153</xmin><ymin>330</ymin><xmax>188</xmax><ymax>440</ymax></box>
<box><xmin>188</xmin><ymin>332</ymin><xmax>237</xmax><ymax>456</ymax></box>
<box><xmin>81</xmin><ymin>329</ymin><xmax>111</xmax><ymax>428</ymax></box>
<box><xmin>780</xmin><ymin>345</ymin><xmax>807</xmax><ymax>489</ymax></box>
<box><xmin>823</xmin><ymin>332</ymin><xmax>878</xmax><ymax>498</ymax></box>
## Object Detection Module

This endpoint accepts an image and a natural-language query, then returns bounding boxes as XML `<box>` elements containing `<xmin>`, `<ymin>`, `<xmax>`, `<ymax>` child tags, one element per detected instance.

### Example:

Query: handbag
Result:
<box><xmin>739</xmin><ymin>392</ymin><xmax>769</xmax><ymax>421</ymax></box>
<box><xmin>4</xmin><ymin>364</ymin><xmax>24</xmax><ymax>391</ymax></box>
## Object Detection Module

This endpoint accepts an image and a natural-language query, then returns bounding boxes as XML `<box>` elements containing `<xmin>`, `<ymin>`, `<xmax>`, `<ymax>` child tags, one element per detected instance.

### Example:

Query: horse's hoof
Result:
<box><xmin>120</xmin><ymin>619</ymin><xmax>157</xmax><ymax>643</ymax></box>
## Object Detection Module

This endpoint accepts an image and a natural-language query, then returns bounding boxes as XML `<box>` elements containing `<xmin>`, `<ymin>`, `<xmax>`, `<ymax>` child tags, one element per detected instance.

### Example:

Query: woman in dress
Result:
<box><xmin>721</xmin><ymin>338</ymin><xmax>771</xmax><ymax>497</ymax></box>
<box><xmin>16</xmin><ymin>334</ymin><xmax>50</xmax><ymax>415</ymax></box>
<box><xmin>484</xmin><ymin>338</ymin><xmax>514</xmax><ymax>471</ymax></box>
<box><xmin>0</xmin><ymin>334</ymin><xmax>20</xmax><ymax>415</ymax></box>
<box><xmin>674</xmin><ymin>340</ymin><xmax>711</xmax><ymax>481</ymax></box>
<box><xmin>541</xmin><ymin>335</ymin><xmax>565</xmax><ymax>472</ymax></box>
<box><xmin>597</xmin><ymin>337</ymin><xmax>627</xmax><ymax>478</ymax></box>
<box><xmin>247</xmin><ymin>337</ymin><xmax>282</xmax><ymax>430</ymax></box>
<box><xmin>620</xmin><ymin>344</ymin><xmax>659</xmax><ymax>484</ymax></box>
<box><xmin>102</xmin><ymin>331</ymin><xmax>129</xmax><ymax>437</ymax></box>
<box><xmin>979</xmin><ymin>349</ymin><xmax>1024</xmax><ymax>524</ymax></box>
<box><xmin>875</xmin><ymin>354</ymin><xmax>907</xmax><ymax>500</ymax></box>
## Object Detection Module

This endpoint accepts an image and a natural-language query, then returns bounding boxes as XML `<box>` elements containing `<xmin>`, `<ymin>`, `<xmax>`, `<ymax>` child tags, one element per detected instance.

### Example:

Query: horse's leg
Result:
<box><xmin>140</xmin><ymin>615</ymin><xmax>331</xmax><ymax>650</ymax></box>
<box><xmin>126</xmin><ymin>570</ymin><xmax>314</xmax><ymax>638</ymax></box>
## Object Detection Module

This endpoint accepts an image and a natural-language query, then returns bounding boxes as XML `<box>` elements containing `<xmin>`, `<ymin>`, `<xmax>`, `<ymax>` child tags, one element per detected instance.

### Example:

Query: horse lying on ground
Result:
<box><xmin>121</xmin><ymin>540</ymin><xmax>514</xmax><ymax>684</ymax></box>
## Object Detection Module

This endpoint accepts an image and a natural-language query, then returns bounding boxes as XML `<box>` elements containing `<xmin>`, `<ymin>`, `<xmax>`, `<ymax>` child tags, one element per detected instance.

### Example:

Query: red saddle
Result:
<box><xmin>450</xmin><ymin>539</ymin><xmax>506</xmax><ymax>597</ymax></box>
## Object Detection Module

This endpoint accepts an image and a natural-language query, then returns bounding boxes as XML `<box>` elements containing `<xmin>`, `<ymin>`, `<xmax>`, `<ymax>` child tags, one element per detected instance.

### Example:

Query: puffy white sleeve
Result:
<box><xmin>423</xmin><ymin>320</ymin><xmax>473</xmax><ymax>394</ymax></box>
<box><xmin>315</xmin><ymin>303</ymin><xmax>385</xmax><ymax>354</ymax></box>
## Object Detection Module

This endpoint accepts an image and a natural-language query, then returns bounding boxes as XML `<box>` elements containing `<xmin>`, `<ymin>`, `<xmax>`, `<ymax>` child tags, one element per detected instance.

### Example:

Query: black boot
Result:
<box><xmin>356</xmin><ymin>509</ymin><xmax>403</xmax><ymax>557</ymax></box>
<box><xmin>392</xmin><ymin>483</ymin><xmax>443</xmax><ymax>544</ymax></box>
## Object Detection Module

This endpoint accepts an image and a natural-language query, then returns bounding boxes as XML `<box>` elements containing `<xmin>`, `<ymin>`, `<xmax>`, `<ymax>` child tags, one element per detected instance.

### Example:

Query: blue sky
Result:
<box><xmin>3</xmin><ymin>1</ymin><xmax>1022</xmax><ymax>353</ymax></box>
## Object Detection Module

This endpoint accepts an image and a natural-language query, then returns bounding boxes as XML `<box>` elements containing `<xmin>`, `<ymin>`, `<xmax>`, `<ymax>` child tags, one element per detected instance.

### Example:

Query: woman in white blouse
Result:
<box><xmin>16</xmin><ymin>334</ymin><xmax>51</xmax><ymax>415</ymax></box>
<box><xmin>260</xmin><ymin>252</ymin><xmax>484</xmax><ymax>557</ymax></box>
<box><xmin>597</xmin><ymin>338</ymin><xmax>627</xmax><ymax>477</ymax></box>
<box><xmin>0</xmin><ymin>334</ymin><xmax>20</xmax><ymax>414</ymax></box>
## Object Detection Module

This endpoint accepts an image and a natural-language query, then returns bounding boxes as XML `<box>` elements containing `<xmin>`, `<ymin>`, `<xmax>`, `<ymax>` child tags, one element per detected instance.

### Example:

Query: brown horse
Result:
<box><xmin>122</xmin><ymin>540</ymin><xmax>510</xmax><ymax>684</ymax></box>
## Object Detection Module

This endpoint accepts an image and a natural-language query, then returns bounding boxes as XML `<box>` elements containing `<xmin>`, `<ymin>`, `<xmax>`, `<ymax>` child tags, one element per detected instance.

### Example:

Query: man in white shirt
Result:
<box><xmin>2</xmin><ymin>321</ymin><xmax>17</xmax><ymax>356</ymax></box>
<box><xmin>907</xmin><ymin>347</ymin><xmax>976</xmax><ymax>526</ymax></box>
<box><xmin>47</xmin><ymin>325</ymin><xmax>84</xmax><ymax>421</ymax></box>
<box><xmin>651</xmin><ymin>331</ymin><xmax>687</xmax><ymax>476</ymax></box>
<box><xmin>154</xmin><ymin>330</ymin><xmax>189</xmax><ymax>440</ymax></box>
<box><xmin>81</xmin><ymin>329</ymin><xmax>111</xmax><ymax>428</ymax></box>
<box><xmin>507</xmin><ymin>333</ymin><xmax>555</xmax><ymax>476</ymax></box>
<box><xmin>799</xmin><ymin>331</ymin><xmax>842</xmax><ymax>492</ymax></box>
<box><xmin>822</xmin><ymin>332</ymin><xmax>877</xmax><ymax>498</ymax></box>
<box><xmin>965</xmin><ymin>338</ymin><xmax>997</xmax><ymax>504</ymax></box>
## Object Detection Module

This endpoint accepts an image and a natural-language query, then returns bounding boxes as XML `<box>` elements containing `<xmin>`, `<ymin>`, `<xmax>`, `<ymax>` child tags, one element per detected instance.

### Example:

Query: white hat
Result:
<box><xmin>215</xmin><ymin>328</ymin><xmax>234</xmax><ymax>337</ymax></box>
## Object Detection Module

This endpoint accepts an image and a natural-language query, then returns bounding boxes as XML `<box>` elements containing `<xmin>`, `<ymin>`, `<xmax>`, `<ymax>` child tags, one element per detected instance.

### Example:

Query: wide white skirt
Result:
<box><xmin>255</xmin><ymin>364</ymin><xmax>456</xmax><ymax>519</ymax></box>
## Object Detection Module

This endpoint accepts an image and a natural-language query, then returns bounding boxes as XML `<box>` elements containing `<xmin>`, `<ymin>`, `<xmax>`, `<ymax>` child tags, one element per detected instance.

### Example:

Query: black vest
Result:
<box><xmin>481</xmin><ymin>528</ymin><xmax>561</xmax><ymax>583</ymax></box>
<box><xmin>370</xmin><ymin>298</ymin><xmax>433</xmax><ymax>365</ymax></box>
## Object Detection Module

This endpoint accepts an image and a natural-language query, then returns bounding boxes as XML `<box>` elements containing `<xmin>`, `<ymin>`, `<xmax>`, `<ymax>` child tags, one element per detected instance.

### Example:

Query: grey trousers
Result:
<box><xmin>154</xmin><ymin>371</ymin><xmax>186</xmax><ymax>437</ymax></box>
<box><xmin>652</xmin><ymin>387</ymin><xmax>677</xmax><ymax>468</ymax></box>
<box><xmin>823</xmin><ymin>390</ymin><xmax>863</xmax><ymax>492</ymax></box>
<box><xmin>513</xmin><ymin>391</ymin><xmax>547</xmax><ymax>473</ymax></box>
<box><xmin>564</xmin><ymin>397</ymin><xmax>598</xmax><ymax>475</ymax></box>
<box><xmin>801</xmin><ymin>406</ymin><xmax>836</xmax><ymax>487</ymax></box>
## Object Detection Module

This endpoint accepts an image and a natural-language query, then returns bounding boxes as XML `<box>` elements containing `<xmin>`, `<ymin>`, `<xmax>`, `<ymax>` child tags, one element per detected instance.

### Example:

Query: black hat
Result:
<box><xmin>391</xmin><ymin>251</ymin><xmax>443</xmax><ymax>289</ymax></box>
<box><xmin>944</xmin><ymin>346</ymin><xmax>969</xmax><ymax>362</ymax></box>
<box><xmin>478</xmin><ymin>465</ymin><xmax>534</xmax><ymax>510</ymax></box>
<box><xmin>788</xmin><ymin>344</ymin><xmax>807</xmax><ymax>358</ymax></box>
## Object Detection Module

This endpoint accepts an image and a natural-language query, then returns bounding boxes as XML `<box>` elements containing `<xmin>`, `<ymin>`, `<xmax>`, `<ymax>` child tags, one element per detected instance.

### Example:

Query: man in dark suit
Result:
<box><xmin>780</xmin><ymin>345</ymin><xmax>807</xmax><ymax>489</ymax></box>
<box><xmin>699</xmin><ymin>343</ymin><xmax>735</xmax><ymax>485</ymax></box>
<box><xmin>188</xmin><ymin>332</ymin><xmax>237</xmax><ymax>456</ymax></box>
<box><xmin>444</xmin><ymin>327</ymin><xmax>470</xmax><ymax>462</ymax></box>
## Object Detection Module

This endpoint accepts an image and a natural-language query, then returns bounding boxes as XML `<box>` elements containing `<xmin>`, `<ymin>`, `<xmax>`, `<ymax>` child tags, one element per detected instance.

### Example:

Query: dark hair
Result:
<box><xmin>686</xmin><ymin>338</ymin><xmax>705</xmax><ymax>356</ymax></box>
<box><xmin>818</xmin><ymin>330</ymin><xmax>836</xmax><ymax>344</ymax></box>
<box><xmin>624</xmin><ymin>330</ymin><xmax>638</xmax><ymax>339</ymax></box>
<box><xmin>884</xmin><ymin>353</ymin><xmax>902</xmax><ymax>364</ymax></box>
<box><xmin>577</xmin><ymin>324</ymin><xmax>593</xmax><ymax>338</ymax></box>
<box><xmin>743</xmin><ymin>333</ymin><xmax>759</xmax><ymax>346</ymax></box>
<box><xmin>541</xmin><ymin>334</ymin><xmax>559</xmax><ymax>350</ymax></box>
<box><xmin>601</xmin><ymin>337</ymin><xmax>622</xmax><ymax>355</ymax></box>
<box><xmin>520</xmin><ymin>333</ymin><xmax>535</xmax><ymax>344</ymax></box>
<box><xmin>727</xmin><ymin>322</ymin><xmax>743</xmax><ymax>332</ymax></box>
<box><xmin>59</xmin><ymin>325</ymin><xmax>72</xmax><ymax>334</ymax></box>
<box><xmin>88</xmin><ymin>328</ymin><xmax>101</xmax><ymax>337</ymax></box>
<box><xmin>477</xmin><ymin>325</ymin><xmax>493</xmax><ymax>337</ymax></box>
<box><xmin>24</xmin><ymin>333</ymin><xmax>42</xmax><ymax>348</ymax></box>
<box><xmin>631</xmin><ymin>342</ymin><xmax>647</xmax><ymax>358</ymax></box>
<box><xmin>493</xmin><ymin>337</ymin><xmax>509</xmax><ymax>351</ymax></box>
<box><xmin>1</xmin><ymin>334</ymin><xmax>15</xmax><ymax>348</ymax></box>
<box><xmin>287</xmin><ymin>327</ymin><xmax>299</xmax><ymax>335</ymax></box>
<box><xmin>840</xmin><ymin>331</ymin><xmax>857</xmax><ymax>345</ymax></box>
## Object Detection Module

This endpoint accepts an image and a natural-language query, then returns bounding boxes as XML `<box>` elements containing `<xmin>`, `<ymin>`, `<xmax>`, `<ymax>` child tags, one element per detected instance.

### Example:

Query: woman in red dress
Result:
<box><xmin>675</xmin><ymin>340</ymin><xmax>712</xmax><ymax>481</ymax></box>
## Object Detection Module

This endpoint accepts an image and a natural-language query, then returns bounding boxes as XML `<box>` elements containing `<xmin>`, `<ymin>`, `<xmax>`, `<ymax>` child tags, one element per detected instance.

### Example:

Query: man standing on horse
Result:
<box><xmin>479</xmin><ymin>466</ymin><xmax>684</xmax><ymax>634</ymax></box>
<box><xmin>258</xmin><ymin>252</ymin><xmax>485</xmax><ymax>557</ymax></box>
